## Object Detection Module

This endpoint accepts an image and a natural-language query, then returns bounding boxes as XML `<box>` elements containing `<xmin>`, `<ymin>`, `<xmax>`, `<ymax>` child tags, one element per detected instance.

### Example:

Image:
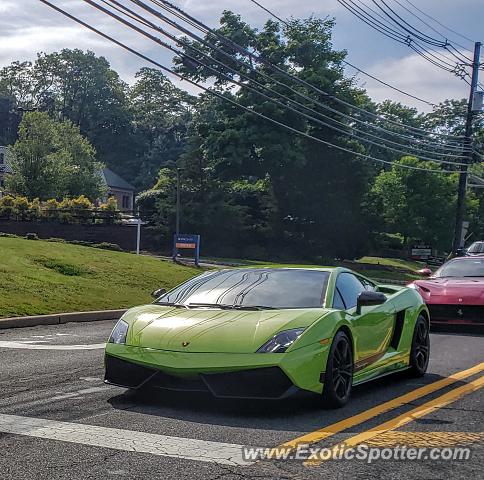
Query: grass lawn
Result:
<box><xmin>0</xmin><ymin>237</ymin><xmax>200</xmax><ymax>318</ymax></box>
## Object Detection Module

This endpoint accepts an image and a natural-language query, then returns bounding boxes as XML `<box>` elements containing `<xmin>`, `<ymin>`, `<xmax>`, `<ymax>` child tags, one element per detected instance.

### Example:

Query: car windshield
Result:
<box><xmin>467</xmin><ymin>242</ymin><xmax>484</xmax><ymax>254</ymax></box>
<box><xmin>434</xmin><ymin>258</ymin><xmax>484</xmax><ymax>278</ymax></box>
<box><xmin>156</xmin><ymin>268</ymin><xmax>330</xmax><ymax>309</ymax></box>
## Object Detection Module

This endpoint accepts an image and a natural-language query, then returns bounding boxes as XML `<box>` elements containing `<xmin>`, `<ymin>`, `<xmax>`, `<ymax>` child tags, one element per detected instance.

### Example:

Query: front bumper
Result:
<box><xmin>105</xmin><ymin>342</ymin><xmax>328</xmax><ymax>399</ymax></box>
<box><xmin>428</xmin><ymin>304</ymin><xmax>484</xmax><ymax>326</ymax></box>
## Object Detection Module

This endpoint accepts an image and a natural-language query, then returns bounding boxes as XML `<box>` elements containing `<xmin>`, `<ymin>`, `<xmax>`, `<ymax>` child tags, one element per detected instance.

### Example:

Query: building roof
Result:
<box><xmin>0</xmin><ymin>162</ymin><xmax>12</xmax><ymax>174</ymax></box>
<box><xmin>102</xmin><ymin>167</ymin><xmax>135</xmax><ymax>192</ymax></box>
<box><xmin>0</xmin><ymin>146</ymin><xmax>12</xmax><ymax>175</ymax></box>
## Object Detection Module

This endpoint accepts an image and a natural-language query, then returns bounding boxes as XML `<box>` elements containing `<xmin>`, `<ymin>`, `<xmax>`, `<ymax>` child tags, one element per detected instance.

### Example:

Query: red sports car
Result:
<box><xmin>410</xmin><ymin>257</ymin><xmax>484</xmax><ymax>327</ymax></box>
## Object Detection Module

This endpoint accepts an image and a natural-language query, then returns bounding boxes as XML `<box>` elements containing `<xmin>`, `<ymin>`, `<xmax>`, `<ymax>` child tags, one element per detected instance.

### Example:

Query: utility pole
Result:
<box><xmin>172</xmin><ymin>167</ymin><xmax>183</xmax><ymax>261</ymax></box>
<box><xmin>136</xmin><ymin>208</ymin><xmax>141</xmax><ymax>255</ymax></box>
<box><xmin>452</xmin><ymin>41</ymin><xmax>481</xmax><ymax>254</ymax></box>
<box><xmin>175</xmin><ymin>167</ymin><xmax>182</xmax><ymax>238</ymax></box>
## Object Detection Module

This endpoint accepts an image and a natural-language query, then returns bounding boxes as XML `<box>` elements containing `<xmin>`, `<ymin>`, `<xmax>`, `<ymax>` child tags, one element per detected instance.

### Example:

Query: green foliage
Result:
<box><xmin>99</xmin><ymin>196</ymin><xmax>121</xmax><ymax>225</ymax></box>
<box><xmin>369</xmin><ymin>157</ymin><xmax>457</xmax><ymax>250</ymax></box>
<box><xmin>0</xmin><ymin>195</ymin><xmax>120</xmax><ymax>225</ymax></box>
<box><xmin>34</xmin><ymin>258</ymin><xmax>91</xmax><ymax>276</ymax></box>
<box><xmin>93</xmin><ymin>242</ymin><xmax>124</xmax><ymax>252</ymax></box>
<box><xmin>169</xmin><ymin>14</ymin><xmax>375</xmax><ymax>258</ymax></box>
<box><xmin>0</xmin><ymin>195</ymin><xmax>16</xmax><ymax>219</ymax></box>
<box><xmin>7</xmin><ymin>111</ymin><xmax>105</xmax><ymax>200</ymax></box>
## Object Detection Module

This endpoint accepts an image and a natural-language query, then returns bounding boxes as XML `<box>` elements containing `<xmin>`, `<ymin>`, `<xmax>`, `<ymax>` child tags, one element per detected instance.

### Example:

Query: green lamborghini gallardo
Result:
<box><xmin>105</xmin><ymin>267</ymin><xmax>430</xmax><ymax>407</ymax></box>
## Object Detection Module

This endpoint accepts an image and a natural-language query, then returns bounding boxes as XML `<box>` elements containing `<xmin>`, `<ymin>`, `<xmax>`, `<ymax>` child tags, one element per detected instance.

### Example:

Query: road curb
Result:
<box><xmin>0</xmin><ymin>309</ymin><xmax>127</xmax><ymax>330</ymax></box>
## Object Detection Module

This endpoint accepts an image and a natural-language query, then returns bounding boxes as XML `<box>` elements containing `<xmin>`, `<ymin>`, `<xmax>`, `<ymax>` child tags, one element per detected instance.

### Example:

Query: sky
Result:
<box><xmin>0</xmin><ymin>0</ymin><xmax>482</xmax><ymax>112</ymax></box>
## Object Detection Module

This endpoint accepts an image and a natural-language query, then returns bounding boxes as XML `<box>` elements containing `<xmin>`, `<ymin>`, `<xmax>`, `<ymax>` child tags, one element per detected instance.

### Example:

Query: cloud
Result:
<box><xmin>360</xmin><ymin>51</ymin><xmax>470</xmax><ymax>111</ymax></box>
<box><xmin>0</xmin><ymin>0</ymin><xmax>479</xmax><ymax>112</ymax></box>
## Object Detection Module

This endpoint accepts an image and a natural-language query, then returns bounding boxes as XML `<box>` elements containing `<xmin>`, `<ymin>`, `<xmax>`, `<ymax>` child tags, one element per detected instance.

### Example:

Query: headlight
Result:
<box><xmin>109</xmin><ymin>319</ymin><xmax>129</xmax><ymax>344</ymax></box>
<box><xmin>257</xmin><ymin>328</ymin><xmax>305</xmax><ymax>353</ymax></box>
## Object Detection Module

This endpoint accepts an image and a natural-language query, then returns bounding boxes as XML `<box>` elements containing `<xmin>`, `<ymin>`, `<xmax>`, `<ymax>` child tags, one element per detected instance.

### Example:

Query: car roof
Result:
<box><xmin>449</xmin><ymin>256</ymin><xmax>484</xmax><ymax>261</ymax></box>
<box><xmin>219</xmin><ymin>266</ymin><xmax>336</xmax><ymax>272</ymax></box>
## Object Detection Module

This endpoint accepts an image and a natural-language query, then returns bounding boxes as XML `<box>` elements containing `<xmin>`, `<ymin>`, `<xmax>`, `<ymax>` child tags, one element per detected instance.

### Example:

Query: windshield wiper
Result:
<box><xmin>187</xmin><ymin>303</ymin><xmax>233</xmax><ymax>309</ymax></box>
<box><xmin>186</xmin><ymin>303</ymin><xmax>276</xmax><ymax>310</ymax></box>
<box><xmin>231</xmin><ymin>305</ymin><xmax>277</xmax><ymax>310</ymax></box>
<box><xmin>156</xmin><ymin>301</ymin><xmax>187</xmax><ymax>308</ymax></box>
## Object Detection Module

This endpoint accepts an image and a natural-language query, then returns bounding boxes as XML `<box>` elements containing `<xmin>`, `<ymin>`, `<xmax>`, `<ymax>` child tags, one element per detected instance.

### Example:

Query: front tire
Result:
<box><xmin>409</xmin><ymin>315</ymin><xmax>430</xmax><ymax>377</ymax></box>
<box><xmin>322</xmin><ymin>331</ymin><xmax>353</xmax><ymax>408</ymax></box>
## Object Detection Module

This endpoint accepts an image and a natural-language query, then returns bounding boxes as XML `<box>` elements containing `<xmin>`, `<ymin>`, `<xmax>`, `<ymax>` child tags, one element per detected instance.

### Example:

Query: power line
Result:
<box><xmin>86</xmin><ymin>0</ymin><xmax>467</xmax><ymax>165</ymax></box>
<box><xmin>401</xmin><ymin>0</ymin><xmax>477</xmax><ymax>47</ymax></box>
<box><xmin>149</xmin><ymin>0</ymin><xmax>467</xmax><ymax>142</ymax></box>
<box><xmin>37</xmin><ymin>0</ymin><xmax>463</xmax><ymax>175</ymax></box>
<box><xmin>392</xmin><ymin>0</ymin><xmax>475</xmax><ymax>58</ymax></box>
<box><xmin>373</xmin><ymin>0</ymin><xmax>474</xmax><ymax>65</ymax></box>
<box><xmin>127</xmin><ymin>0</ymin><xmax>467</xmax><ymax>153</ymax></box>
<box><xmin>99</xmin><ymin>0</ymin><xmax>466</xmax><ymax>162</ymax></box>
<box><xmin>142</xmin><ymin>0</ymin><xmax>474</xmax><ymax>156</ymax></box>
<box><xmin>373</xmin><ymin>0</ymin><xmax>448</xmax><ymax>47</ymax></box>
<box><xmin>247</xmin><ymin>0</ymin><xmax>286</xmax><ymax>24</ymax></box>
<box><xmin>337</xmin><ymin>0</ymin><xmax>473</xmax><ymax>80</ymax></box>
<box><xmin>249</xmin><ymin>0</ymin><xmax>436</xmax><ymax>108</ymax></box>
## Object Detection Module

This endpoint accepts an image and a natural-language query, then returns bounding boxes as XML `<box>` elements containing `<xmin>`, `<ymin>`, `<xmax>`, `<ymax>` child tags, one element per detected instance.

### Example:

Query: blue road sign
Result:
<box><xmin>173</xmin><ymin>234</ymin><xmax>201</xmax><ymax>266</ymax></box>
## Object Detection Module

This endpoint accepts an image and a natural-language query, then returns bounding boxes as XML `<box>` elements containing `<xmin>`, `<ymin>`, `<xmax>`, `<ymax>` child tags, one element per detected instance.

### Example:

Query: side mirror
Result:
<box><xmin>417</xmin><ymin>268</ymin><xmax>432</xmax><ymax>277</ymax></box>
<box><xmin>151</xmin><ymin>288</ymin><xmax>166</xmax><ymax>298</ymax></box>
<box><xmin>356</xmin><ymin>291</ymin><xmax>387</xmax><ymax>314</ymax></box>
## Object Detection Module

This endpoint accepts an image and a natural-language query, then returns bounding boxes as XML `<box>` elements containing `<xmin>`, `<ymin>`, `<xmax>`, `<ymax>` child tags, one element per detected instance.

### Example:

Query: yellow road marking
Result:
<box><xmin>364</xmin><ymin>431</ymin><xmax>484</xmax><ymax>448</ymax></box>
<box><xmin>275</xmin><ymin>362</ymin><xmax>484</xmax><ymax>452</ymax></box>
<box><xmin>306</xmin><ymin>374</ymin><xmax>484</xmax><ymax>465</ymax></box>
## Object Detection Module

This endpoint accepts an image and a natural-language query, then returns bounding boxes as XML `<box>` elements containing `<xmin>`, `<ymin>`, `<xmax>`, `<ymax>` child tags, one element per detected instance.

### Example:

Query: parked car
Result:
<box><xmin>410</xmin><ymin>257</ymin><xmax>484</xmax><ymax>327</ymax></box>
<box><xmin>105</xmin><ymin>267</ymin><xmax>429</xmax><ymax>407</ymax></box>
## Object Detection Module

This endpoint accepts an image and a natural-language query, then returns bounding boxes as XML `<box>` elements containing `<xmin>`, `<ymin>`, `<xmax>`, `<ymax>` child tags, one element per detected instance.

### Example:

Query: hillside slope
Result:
<box><xmin>0</xmin><ymin>237</ymin><xmax>199</xmax><ymax>317</ymax></box>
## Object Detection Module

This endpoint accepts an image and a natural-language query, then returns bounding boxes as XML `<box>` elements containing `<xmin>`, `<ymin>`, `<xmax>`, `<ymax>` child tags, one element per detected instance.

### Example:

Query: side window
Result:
<box><xmin>336</xmin><ymin>273</ymin><xmax>366</xmax><ymax>310</ymax></box>
<box><xmin>332</xmin><ymin>288</ymin><xmax>346</xmax><ymax>310</ymax></box>
<box><xmin>360</xmin><ymin>277</ymin><xmax>376</xmax><ymax>291</ymax></box>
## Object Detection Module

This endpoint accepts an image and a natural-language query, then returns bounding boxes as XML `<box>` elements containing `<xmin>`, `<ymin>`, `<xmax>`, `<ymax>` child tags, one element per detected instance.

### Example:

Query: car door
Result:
<box><xmin>334</xmin><ymin>272</ymin><xmax>395</xmax><ymax>368</ymax></box>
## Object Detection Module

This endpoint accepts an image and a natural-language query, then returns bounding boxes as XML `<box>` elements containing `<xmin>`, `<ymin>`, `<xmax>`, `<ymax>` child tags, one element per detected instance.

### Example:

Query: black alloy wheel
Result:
<box><xmin>322</xmin><ymin>331</ymin><xmax>353</xmax><ymax>408</ymax></box>
<box><xmin>409</xmin><ymin>315</ymin><xmax>430</xmax><ymax>377</ymax></box>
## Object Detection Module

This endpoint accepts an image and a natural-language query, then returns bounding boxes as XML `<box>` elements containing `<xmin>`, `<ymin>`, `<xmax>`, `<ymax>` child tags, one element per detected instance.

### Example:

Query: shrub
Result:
<box><xmin>43</xmin><ymin>198</ymin><xmax>61</xmax><ymax>222</ymax></box>
<box><xmin>0</xmin><ymin>195</ymin><xmax>16</xmax><ymax>220</ymax></box>
<box><xmin>93</xmin><ymin>242</ymin><xmax>123</xmax><ymax>252</ymax></box>
<box><xmin>13</xmin><ymin>197</ymin><xmax>30</xmax><ymax>221</ymax></box>
<box><xmin>99</xmin><ymin>196</ymin><xmax>121</xmax><ymax>225</ymax></box>
<box><xmin>58</xmin><ymin>198</ymin><xmax>74</xmax><ymax>224</ymax></box>
<box><xmin>25</xmin><ymin>233</ymin><xmax>39</xmax><ymax>240</ymax></box>
<box><xmin>71</xmin><ymin>195</ymin><xmax>94</xmax><ymax>224</ymax></box>
<box><xmin>29</xmin><ymin>198</ymin><xmax>42</xmax><ymax>221</ymax></box>
<box><xmin>68</xmin><ymin>240</ymin><xmax>94</xmax><ymax>247</ymax></box>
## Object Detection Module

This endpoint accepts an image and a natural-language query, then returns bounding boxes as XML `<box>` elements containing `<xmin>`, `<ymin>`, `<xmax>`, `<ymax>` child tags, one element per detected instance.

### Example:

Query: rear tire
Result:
<box><xmin>409</xmin><ymin>315</ymin><xmax>430</xmax><ymax>377</ymax></box>
<box><xmin>322</xmin><ymin>331</ymin><xmax>353</xmax><ymax>408</ymax></box>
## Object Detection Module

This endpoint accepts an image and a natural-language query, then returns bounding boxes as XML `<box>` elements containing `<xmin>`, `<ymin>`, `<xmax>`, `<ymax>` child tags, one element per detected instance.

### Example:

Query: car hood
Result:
<box><xmin>122</xmin><ymin>304</ymin><xmax>329</xmax><ymax>353</ymax></box>
<box><xmin>414</xmin><ymin>277</ymin><xmax>484</xmax><ymax>305</ymax></box>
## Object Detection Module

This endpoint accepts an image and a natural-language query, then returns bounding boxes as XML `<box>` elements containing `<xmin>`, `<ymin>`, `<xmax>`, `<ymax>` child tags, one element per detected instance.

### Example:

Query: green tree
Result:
<box><xmin>173</xmin><ymin>13</ymin><xmax>374</xmax><ymax>258</ymax></box>
<box><xmin>369</xmin><ymin>157</ymin><xmax>457</xmax><ymax>250</ymax></box>
<box><xmin>0</xmin><ymin>50</ymin><xmax>134</xmax><ymax>177</ymax></box>
<box><xmin>7</xmin><ymin>111</ymin><xmax>105</xmax><ymax>200</ymax></box>
<box><xmin>129</xmin><ymin>68</ymin><xmax>195</xmax><ymax>188</ymax></box>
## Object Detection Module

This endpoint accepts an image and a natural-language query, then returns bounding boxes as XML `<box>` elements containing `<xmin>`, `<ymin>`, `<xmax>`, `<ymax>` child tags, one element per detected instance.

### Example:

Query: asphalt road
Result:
<box><xmin>0</xmin><ymin>320</ymin><xmax>482</xmax><ymax>479</ymax></box>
